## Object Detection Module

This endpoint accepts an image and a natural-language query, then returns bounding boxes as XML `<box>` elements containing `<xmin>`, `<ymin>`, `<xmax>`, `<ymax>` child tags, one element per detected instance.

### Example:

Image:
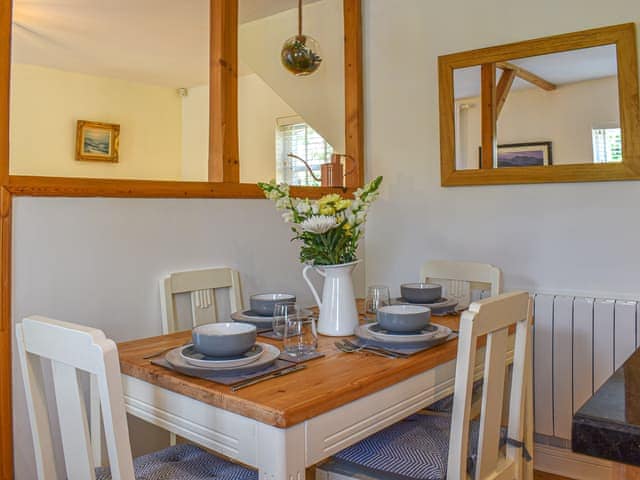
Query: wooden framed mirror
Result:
<box><xmin>438</xmin><ymin>23</ymin><xmax>640</xmax><ymax>186</ymax></box>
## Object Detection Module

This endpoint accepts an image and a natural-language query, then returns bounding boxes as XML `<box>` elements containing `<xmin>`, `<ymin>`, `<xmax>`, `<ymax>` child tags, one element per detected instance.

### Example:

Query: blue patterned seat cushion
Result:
<box><xmin>330</xmin><ymin>413</ymin><xmax>491</xmax><ymax>480</ymax></box>
<box><xmin>95</xmin><ymin>444</ymin><xmax>257</xmax><ymax>480</ymax></box>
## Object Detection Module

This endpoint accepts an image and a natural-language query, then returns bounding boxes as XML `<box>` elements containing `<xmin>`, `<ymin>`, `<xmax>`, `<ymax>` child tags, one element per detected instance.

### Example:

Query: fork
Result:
<box><xmin>340</xmin><ymin>339</ymin><xmax>410</xmax><ymax>358</ymax></box>
<box><xmin>335</xmin><ymin>340</ymin><xmax>408</xmax><ymax>359</ymax></box>
<box><xmin>335</xmin><ymin>342</ymin><xmax>399</xmax><ymax>359</ymax></box>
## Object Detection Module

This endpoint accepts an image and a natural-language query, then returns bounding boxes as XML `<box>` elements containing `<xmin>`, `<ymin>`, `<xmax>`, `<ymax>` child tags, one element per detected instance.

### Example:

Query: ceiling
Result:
<box><xmin>12</xmin><ymin>0</ymin><xmax>320</xmax><ymax>88</ymax></box>
<box><xmin>454</xmin><ymin>45</ymin><xmax>618</xmax><ymax>99</ymax></box>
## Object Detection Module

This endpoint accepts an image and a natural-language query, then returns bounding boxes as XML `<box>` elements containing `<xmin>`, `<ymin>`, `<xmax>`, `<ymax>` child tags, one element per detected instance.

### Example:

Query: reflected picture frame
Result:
<box><xmin>497</xmin><ymin>142</ymin><xmax>552</xmax><ymax>167</ymax></box>
<box><xmin>478</xmin><ymin>142</ymin><xmax>553</xmax><ymax>168</ymax></box>
<box><xmin>75</xmin><ymin>120</ymin><xmax>120</xmax><ymax>162</ymax></box>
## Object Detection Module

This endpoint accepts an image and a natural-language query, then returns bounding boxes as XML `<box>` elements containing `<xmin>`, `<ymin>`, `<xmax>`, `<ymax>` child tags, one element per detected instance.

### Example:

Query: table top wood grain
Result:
<box><xmin>118</xmin><ymin>306</ymin><xmax>462</xmax><ymax>428</ymax></box>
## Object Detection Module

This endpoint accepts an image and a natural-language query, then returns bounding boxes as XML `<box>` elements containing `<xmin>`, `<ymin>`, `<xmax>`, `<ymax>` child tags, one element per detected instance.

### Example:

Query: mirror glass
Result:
<box><xmin>238</xmin><ymin>0</ymin><xmax>345</xmax><ymax>186</ymax></box>
<box><xmin>10</xmin><ymin>0</ymin><xmax>209</xmax><ymax>181</ymax></box>
<box><xmin>453</xmin><ymin>45</ymin><xmax>620</xmax><ymax>170</ymax></box>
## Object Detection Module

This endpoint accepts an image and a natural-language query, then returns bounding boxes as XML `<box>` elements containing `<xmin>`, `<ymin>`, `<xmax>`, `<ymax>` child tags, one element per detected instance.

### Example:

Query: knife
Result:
<box><xmin>230</xmin><ymin>364</ymin><xmax>307</xmax><ymax>392</ymax></box>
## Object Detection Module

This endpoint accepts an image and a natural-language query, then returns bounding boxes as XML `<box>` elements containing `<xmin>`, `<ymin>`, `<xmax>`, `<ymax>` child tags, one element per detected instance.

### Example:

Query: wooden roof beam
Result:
<box><xmin>496</xmin><ymin>61</ymin><xmax>557</xmax><ymax>91</ymax></box>
<box><xmin>496</xmin><ymin>68</ymin><xmax>516</xmax><ymax>115</ymax></box>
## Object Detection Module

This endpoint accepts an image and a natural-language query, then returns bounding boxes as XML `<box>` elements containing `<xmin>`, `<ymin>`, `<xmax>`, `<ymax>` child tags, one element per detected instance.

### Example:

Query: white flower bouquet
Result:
<box><xmin>258</xmin><ymin>176</ymin><xmax>383</xmax><ymax>266</ymax></box>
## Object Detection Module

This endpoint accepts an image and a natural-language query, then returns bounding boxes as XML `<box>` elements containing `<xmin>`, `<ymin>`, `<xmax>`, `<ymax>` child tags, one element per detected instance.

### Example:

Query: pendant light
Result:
<box><xmin>281</xmin><ymin>0</ymin><xmax>322</xmax><ymax>76</ymax></box>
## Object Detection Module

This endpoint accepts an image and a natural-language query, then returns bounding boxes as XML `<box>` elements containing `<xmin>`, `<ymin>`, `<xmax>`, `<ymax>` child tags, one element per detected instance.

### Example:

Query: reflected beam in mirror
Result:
<box><xmin>481</xmin><ymin>63</ymin><xmax>496</xmax><ymax>170</ymax></box>
<box><xmin>210</xmin><ymin>0</ymin><xmax>239</xmax><ymax>183</ymax></box>
<box><xmin>497</xmin><ymin>61</ymin><xmax>557</xmax><ymax>91</ymax></box>
<box><xmin>496</xmin><ymin>68</ymin><xmax>516</xmax><ymax>116</ymax></box>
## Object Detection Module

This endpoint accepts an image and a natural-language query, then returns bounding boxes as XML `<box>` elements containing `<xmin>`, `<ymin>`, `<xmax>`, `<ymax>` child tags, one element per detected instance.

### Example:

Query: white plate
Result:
<box><xmin>358</xmin><ymin>322</ymin><xmax>452</xmax><ymax>345</ymax></box>
<box><xmin>393</xmin><ymin>297</ymin><xmax>458</xmax><ymax>315</ymax></box>
<box><xmin>180</xmin><ymin>344</ymin><xmax>263</xmax><ymax>368</ymax></box>
<box><xmin>166</xmin><ymin>342</ymin><xmax>280</xmax><ymax>374</ymax></box>
<box><xmin>367</xmin><ymin>323</ymin><xmax>439</xmax><ymax>342</ymax></box>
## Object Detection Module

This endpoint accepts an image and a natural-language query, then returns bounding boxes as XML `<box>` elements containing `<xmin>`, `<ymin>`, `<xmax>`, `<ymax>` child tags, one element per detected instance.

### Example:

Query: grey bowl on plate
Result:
<box><xmin>376</xmin><ymin>304</ymin><xmax>431</xmax><ymax>332</ymax></box>
<box><xmin>249</xmin><ymin>293</ymin><xmax>296</xmax><ymax>316</ymax></box>
<box><xmin>400</xmin><ymin>283</ymin><xmax>442</xmax><ymax>304</ymax></box>
<box><xmin>192</xmin><ymin>322</ymin><xmax>257</xmax><ymax>357</ymax></box>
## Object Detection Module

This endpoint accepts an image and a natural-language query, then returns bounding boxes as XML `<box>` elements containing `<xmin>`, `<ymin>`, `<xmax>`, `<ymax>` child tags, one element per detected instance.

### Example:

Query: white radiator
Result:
<box><xmin>533</xmin><ymin>294</ymin><xmax>639</xmax><ymax>442</ymax></box>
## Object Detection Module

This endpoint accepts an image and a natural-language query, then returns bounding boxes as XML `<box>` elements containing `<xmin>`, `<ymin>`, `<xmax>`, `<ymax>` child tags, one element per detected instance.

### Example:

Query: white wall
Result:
<box><xmin>10</xmin><ymin>64</ymin><xmax>183</xmax><ymax>180</ymax></box>
<box><xmin>457</xmin><ymin>76</ymin><xmax>620</xmax><ymax>168</ymax></box>
<box><xmin>11</xmin><ymin>196</ymin><xmax>365</xmax><ymax>479</ymax></box>
<box><xmin>363</xmin><ymin>0</ymin><xmax>640</xmax><ymax>299</ymax></box>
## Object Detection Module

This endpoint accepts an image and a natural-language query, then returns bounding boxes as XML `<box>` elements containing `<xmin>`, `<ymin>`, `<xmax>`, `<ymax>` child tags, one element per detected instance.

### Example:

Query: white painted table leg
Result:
<box><xmin>257</xmin><ymin>423</ymin><xmax>307</xmax><ymax>480</ymax></box>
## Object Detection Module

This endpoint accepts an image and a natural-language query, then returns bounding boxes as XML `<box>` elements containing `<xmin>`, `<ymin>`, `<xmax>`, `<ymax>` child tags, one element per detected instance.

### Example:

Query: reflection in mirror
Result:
<box><xmin>454</xmin><ymin>45</ymin><xmax>620</xmax><ymax>170</ymax></box>
<box><xmin>453</xmin><ymin>66</ymin><xmax>481</xmax><ymax>170</ymax></box>
<box><xmin>238</xmin><ymin>0</ymin><xmax>346</xmax><ymax>187</ymax></box>
<box><xmin>10</xmin><ymin>0</ymin><xmax>209</xmax><ymax>181</ymax></box>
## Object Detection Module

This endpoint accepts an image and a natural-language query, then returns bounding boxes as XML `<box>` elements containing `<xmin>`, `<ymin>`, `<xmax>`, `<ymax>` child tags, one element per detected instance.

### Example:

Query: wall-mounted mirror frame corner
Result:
<box><xmin>438</xmin><ymin>22</ymin><xmax>640</xmax><ymax>186</ymax></box>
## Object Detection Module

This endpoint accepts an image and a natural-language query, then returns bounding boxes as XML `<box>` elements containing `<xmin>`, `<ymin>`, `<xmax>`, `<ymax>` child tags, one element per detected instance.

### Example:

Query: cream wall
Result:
<box><xmin>181</xmin><ymin>84</ymin><xmax>209</xmax><ymax>181</ymax></box>
<box><xmin>239</xmin><ymin>73</ymin><xmax>297</xmax><ymax>183</ymax></box>
<box><xmin>363</xmin><ymin>0</ymin><xmax>640</xmax><ymax>298</ymax></box>
<box><xmin>180</xmin><ymin>74</ymin><xmax>298</xmax><ymax>183</ymax></box>
<box><xmin>457</xmin><ymin>76</ymin><xmax>620</xmax><ymax>168</ymax></box>
<box><xmin>10</xmin><ymin>64</ymin><xmax>183</xmax><ymax>180</ymax></box>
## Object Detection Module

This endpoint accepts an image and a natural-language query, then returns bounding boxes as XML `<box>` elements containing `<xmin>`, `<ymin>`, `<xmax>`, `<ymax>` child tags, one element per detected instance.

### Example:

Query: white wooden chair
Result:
<box><xmin>160</xmin><ymin>267</ymin><xmax>244</xmax><ymax>334</ymax></box>
<box><xmin>421</xmin><ymin>260</ymin><xmax>503</xmax><ymax>310</ymax></box>
<box><xmin>16</xmin><ymin>315</ymin><xmax>257</xmax><ymax>480</ymax></box>
<box><xmin>319</xmin><ymin>291</ymin><xmax>534</xmax><ymax>480</ymax></box>
<box><xmin>156</xmin><ymin>267</ymin><xmax>244</xmax><ymax>446</ymax></box>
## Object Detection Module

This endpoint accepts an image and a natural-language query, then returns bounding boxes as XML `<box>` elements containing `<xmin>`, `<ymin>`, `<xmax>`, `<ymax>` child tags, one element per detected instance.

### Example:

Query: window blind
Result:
<box><xmin>276</xmin><ymin>116</ymin><xmax>334</xmax><ymax>186</ymax></box>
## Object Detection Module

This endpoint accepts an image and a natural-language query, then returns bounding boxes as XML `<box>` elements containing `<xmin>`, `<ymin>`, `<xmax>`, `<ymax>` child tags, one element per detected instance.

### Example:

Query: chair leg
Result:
<box><xmin>169</xmin><ymin>432</ymin><xmax>177</xmax><ymax>446</ymax></box>
<box><xmin>523</xmin><ymin>330</ymin><xmax>534</xmax><ymax>480</ymax></box>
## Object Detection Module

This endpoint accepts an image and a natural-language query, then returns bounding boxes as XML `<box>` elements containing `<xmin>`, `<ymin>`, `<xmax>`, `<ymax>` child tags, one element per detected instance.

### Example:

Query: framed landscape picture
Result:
<box><xmin>478</xmin><ymin>142</ymin><xmax>553</xmax><ymax>168</ymax></box>
<box><xmin>75</xmin><ymin>120</ymin><xmax>120</xmax><ymax>162</ymax></box>
<box><xmin>496</xmin><ymin>142</ymin><xmax>552</xmax><ymax>167</ymax></box>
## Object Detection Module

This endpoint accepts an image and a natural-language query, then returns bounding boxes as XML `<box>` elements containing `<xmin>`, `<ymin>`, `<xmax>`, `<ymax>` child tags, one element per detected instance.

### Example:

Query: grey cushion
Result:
<box><xmin>95</xmin><ymin>444</ymin><xmax>257</xmax><ymax>480</ymax></box>
<box><xmin>327</xmin><ymin>413</ymin><xmax>488</xmax><ymax>480</ymax></box>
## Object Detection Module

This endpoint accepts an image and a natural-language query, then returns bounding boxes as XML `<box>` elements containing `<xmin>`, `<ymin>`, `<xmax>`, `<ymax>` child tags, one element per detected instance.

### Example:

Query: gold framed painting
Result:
<box><xmin>75</xmin><ymin>120</ymin><xmax>120</xmax><ymax>162</ymax></box>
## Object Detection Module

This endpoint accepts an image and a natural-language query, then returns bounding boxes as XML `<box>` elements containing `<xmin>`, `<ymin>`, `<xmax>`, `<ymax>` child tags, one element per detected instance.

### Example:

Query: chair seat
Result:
<box><xmin>95</xmin><ymin>444</ymin><xmax>257</xmax><ymax>480</ymax></box>
<box><xmin>324</xmin><ymin>413</ymin><xmax>489</xmax><ymax>480</ymax></box>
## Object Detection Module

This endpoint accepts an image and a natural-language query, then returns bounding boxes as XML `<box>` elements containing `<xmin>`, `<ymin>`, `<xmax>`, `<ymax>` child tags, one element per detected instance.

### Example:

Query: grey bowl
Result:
<box><xmin>250</xmin><ymin>293</ymin><xmax>296</xmax><ymax>316</ymax></box>
<box><xmin>192</xmin><ymin>322</ymin><xmax>257</xmax><ymax>357</ymax></box>
<box><xmin>376</xmin><ymin>305</ymin><xmax>431</xmax><ymax>332</ymax></box>
<box><xmin>400</xmin><ymin>283</ymin><xmax>442</xmax><ymax>304</ymax></box>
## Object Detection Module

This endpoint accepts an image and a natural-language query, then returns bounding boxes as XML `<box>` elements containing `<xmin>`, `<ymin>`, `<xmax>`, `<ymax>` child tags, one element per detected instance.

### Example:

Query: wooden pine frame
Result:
<box><xmin>439</xmin><ymin>23</ymin><xmax>640</xmax><ymax>186</ymax></box>
<box><xmin>0</xmin><ymin>1</ymin><xmax>364</xmax><ymax>477</ymax></box>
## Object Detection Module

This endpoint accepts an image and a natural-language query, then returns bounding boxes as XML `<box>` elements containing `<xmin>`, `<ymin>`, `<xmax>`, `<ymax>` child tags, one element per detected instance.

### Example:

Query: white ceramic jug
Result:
<box><xmin>302</xmin><ymin>260</ymin><xmax>360</xmax><ymax>336</ymax></box>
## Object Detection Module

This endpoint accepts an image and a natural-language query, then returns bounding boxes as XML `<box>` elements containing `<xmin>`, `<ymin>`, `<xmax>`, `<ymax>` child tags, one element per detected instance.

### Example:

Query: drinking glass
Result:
<box><xmin>283</xmin><ymin>309</ymin><xmax>318</xmax><ymax>356</ymax></box>
<box><xmin>272</xmin><ymin>302</ymin><xmax>297</xmax><ymax>338</ymax></box>
<box><xmin>365</xmin><ymin>285</ymin><xmax>391</xmax><ymax>314</ymax></box>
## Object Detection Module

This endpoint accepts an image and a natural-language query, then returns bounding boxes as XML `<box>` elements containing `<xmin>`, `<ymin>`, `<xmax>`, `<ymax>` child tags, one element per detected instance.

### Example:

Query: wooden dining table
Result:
<box><xmin>117</xmin><ymin>307</ymin><xmax>513</xmax><ymax>479</ymax></box>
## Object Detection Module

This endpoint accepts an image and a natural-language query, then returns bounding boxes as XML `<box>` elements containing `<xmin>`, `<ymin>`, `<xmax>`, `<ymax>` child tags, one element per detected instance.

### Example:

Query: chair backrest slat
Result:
<box><xmin>476</xmin><ymin>329</ymin><xmax>508</xmax><ymax>478</ymax></box>
<box><xmin>17</xmin><ymin>316</ymin><xmax>136</xmax><ymax>480</ymax></box>
<box><xmin>160</xmin><ymin>267</ymin><xmax>244</xmax><ymax>333</ymax></box>
<box><xmin>51</xmin><ymin>361</ymin><xmax>96</xmax><ymax>480</ymax></box>
<box><xmin>447</xmin><ymin>291</ymin><xmax>532</xmax><ymax>480</ymax></box>
<box><xmin>420</xmin><ymin>261</ymin><xmax>503</xmax><ymax>310</ymax></box>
